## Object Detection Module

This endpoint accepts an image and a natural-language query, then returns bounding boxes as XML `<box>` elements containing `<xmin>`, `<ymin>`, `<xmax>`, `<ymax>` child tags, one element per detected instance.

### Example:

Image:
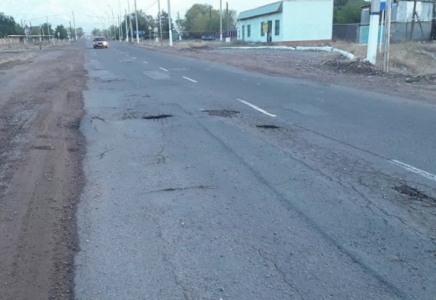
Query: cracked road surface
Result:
<box><xmin>75</xmin><ymin>41</ymin><xmax>436</xmax><ymax>300</ymax></box>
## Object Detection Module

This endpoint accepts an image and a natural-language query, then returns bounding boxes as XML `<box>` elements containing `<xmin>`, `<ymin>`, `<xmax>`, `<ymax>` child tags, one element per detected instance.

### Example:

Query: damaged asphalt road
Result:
<box><xmin>74</xmin><ymin>41</ymin><xmax>436</xmax><ymax>300</ymax></box>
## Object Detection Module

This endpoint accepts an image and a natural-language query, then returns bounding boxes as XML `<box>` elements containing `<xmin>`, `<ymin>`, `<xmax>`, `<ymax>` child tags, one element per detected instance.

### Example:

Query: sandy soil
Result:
<box><xmin>0</xmin><ymin>42</ymin><xmax>85</xmax><ymax>300</ymax></box>
<box><xmin>136</xmin><ymin>43</ymin><xmax>436</xmax><ymax>103</ymax></box>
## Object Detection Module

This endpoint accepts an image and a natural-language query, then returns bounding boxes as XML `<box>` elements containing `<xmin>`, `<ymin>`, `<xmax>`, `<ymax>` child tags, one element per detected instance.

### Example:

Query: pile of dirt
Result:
<box><xmin>322</xmin><ymin>57</ymin><xmax>382</xmax><ymax>76</ymax></box>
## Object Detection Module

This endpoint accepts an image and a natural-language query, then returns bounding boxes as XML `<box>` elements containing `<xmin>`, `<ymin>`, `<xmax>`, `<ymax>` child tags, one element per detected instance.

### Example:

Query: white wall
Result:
<box><xmin>237</xmin><ymin>0</ymin><xmax>333</xmax><ymax>43</ymax></box>
<box><xmin>283</xmin><ymin>0</ymin><xmax>333</xmax><ymax>42</ymax></box>
<box><xmin>237</xmin><ymin>13</ymin><xmax>283</xmax><ymax>43</ymax></box>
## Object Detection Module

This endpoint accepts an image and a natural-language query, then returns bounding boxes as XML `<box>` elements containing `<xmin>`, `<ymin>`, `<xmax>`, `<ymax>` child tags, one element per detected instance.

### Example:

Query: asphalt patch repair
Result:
<box><xmin>204</xmin><ymin>110</ymin><xmax>240</xmax><ymax>117</ymax></box>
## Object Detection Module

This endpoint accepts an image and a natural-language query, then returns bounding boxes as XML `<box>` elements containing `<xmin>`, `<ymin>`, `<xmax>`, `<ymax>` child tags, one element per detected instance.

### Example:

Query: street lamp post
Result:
<box><xmin>125</xmin><ymin>9</ymin><xmax>129</xmax><ymax>42</ymax></box>
<box><xmin>104</xmin><ymin>11</ymin><xmax>112</xmax><ymax>39</ymax></box>
<box><xmin>117</xmin><ymin>0</ymin><xmax>123</xmax><ymax>41</ymax></box>
<box><xmin>107</xmin><ymin>5</ymin><xmax>116</xmax><ymax>39</ymax></box>
<box><xmin>167</xmin><ymin>0</ymin><xmax>173</xmax><ymax>47</ymax></box>
<box><xmin>134</xmin><ymin>0</ymin><xmax>139</xmax><ymax>43</ymax></box>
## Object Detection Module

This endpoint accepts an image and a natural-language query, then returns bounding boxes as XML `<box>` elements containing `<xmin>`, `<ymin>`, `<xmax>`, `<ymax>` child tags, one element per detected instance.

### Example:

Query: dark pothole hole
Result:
<box><xmin>393</xmin><ymin>185</ymin><xmax>435</xmax><ymax>202</ymax></box>
<box><xmin>143</xmin><ymin>114</ymin><xmax>173</xmax><ymax>120</ymax></box>
<box><xmin>256</xmin><ymin>125</ymin><xmax>280</xmax><ymax>129</ymax></box>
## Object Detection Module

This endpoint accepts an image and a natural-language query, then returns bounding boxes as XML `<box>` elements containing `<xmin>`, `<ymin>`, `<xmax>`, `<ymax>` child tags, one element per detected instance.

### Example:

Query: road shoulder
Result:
<box><xmin>0</xmin><ymin>43</ymin><xmax>86</xmax><ymax>300</ymax></box>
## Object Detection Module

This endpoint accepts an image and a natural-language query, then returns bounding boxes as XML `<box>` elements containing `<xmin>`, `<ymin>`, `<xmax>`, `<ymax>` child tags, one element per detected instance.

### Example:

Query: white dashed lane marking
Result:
<box><xmin>390</xmin><ymin>160</ymin><xmax>436</xmax><ymax>182</ymax></box>
<box><xmin>236</xmin><ymin>99</ymin><xmax>276</xmax><ymax>117</ymax></box>
<box><xmin>183</xmin><ymin>76</ymin><xmax>197</xmax><ymax>83</ymax></box>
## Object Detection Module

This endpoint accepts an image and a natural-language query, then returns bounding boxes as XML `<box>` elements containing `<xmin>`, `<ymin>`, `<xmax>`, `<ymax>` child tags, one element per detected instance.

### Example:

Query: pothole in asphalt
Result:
<box><xmin>31</xmin><ymin>145</ymin><xmax>53</xmax><ymax>151</ymax></box>
<box><xmin>256</xmin><ymin>125</ymin><xmax>280</xmax><ymax>129</ymax></box>
<box><xmin>143</xmin><ymin>114</ymin><xmax>173</xmax><ymax>120</ymax></box>
<box><xmin>204</xmin><ymin>110</ymin><xmax>240</xmax><ymax>117</ymax></box>
<box><xmin>393</xmin><ymin>185</ymin><xmax>436</xmax><ymax>205</ymax></box>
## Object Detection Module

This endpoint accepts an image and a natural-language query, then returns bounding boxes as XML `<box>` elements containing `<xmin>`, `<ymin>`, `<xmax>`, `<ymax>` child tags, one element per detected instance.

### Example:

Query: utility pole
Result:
<box><xmin>72</xmin><ymin>11</ymin><xmax>77</xmax><ymax>40</ymax></box>
<box><xmin>158</xmin><ymin>0</ymin><xmax>163</xmax><ymax>46</ymax></box>
<box><xmin>383</xmin><ymin>0</ymin><xmax>392</xmax><ymax>71</ymax></box>
<box><xmin>168</xmin><ymin>0</ymin><xmax>173</xmax><ymax>46</ymax></box>
<box><xmin>105</xmin><ymin>12</ymin><xmax>111</xmax><ymax>38</ymax></box>
<box><xmin>431</xmin><ymin>0</ymin><xmax>436</xmax><ymax>40</ymax></box>
<box><xmin>220</xmin><ymin>0</ymin><xmax>223</xmax><ymax>41</ymax></box>
<box><xmin>108</xmin><ymin>5</ymin><xmax>115</xmax><ymax>39</ymax></box>
<box><xmin>379</xmin><ymin>8</ymin><xmax>385</xmax><ymax>53</ymax></box>
<box><xmin>226</xmin><ymin>2</ymin><xmax>229</xmax><ymax>38</ymax></box>
<box><xmin>39</xmin><ymin>25</ymin><xmax>42</xmax><ymax>49</ymax></box>
<box><xmin>209</xmin><ymin>6</ymin><xmax>212</xmax><ymax>33</ymax></box>
<box><xmin>46</xmin><ymin>16</ymin><xmax>50</xmax><ymax>44</ymax></box>
<box><xmin>125</xmin><ymin>9</ymin><xmax>129</xmax><ymax>42</ymax></box>
<box><xmin>69</xmin><ymin>21</ymin><xmax>72</xmax><ymax>43</ymax></box>
<box><xmin>119</xmin><ymin>15</ymin><xmax>122</xmax><ymax>41</ymax></box>
<box><xmin>127</xmin><ymin>0</ymin><xmax>134</xmax><ymax>42</ymax></box>
<box><xmin>366</xmin><ymin>0</ymin><xmax>380</xmax><ymax>64</ymax></box>
<box><xmin>410</xmin><ymin>0</ymin><xmax>418</xmax><ymax>40</ymax></box>
<box><xmin>118</xmin><ymin>0</ymin><xmax>122</xmax><ymax>41</ymax></box>
<box><xmin>226</xmin><ymin>2</ymin><xmax>229</xmax><ymax>31</ymax></box>
<box><xmin>134</xmin><ymin>0</ymin><xmax>139</xmax><ymax>43</ymax></box>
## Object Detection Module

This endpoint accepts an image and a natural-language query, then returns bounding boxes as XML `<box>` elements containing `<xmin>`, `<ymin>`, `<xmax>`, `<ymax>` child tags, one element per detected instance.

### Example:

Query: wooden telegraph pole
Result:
<box><xmin>383</xmin><ymin>0</ymin><xmax>392</xmax><ymax>71</ymax></box>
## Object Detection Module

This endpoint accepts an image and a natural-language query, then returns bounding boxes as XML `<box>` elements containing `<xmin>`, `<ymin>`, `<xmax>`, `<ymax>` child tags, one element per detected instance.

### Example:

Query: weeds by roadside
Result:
<box><xmin>0</xmin><ymin>52</ymin><xmax>34</xmax><ymax>68</ymax></box>
<box><xmin>331</xmin><ymin>40</ymin><xmax>436</xmax><ymax>76</ymax></box>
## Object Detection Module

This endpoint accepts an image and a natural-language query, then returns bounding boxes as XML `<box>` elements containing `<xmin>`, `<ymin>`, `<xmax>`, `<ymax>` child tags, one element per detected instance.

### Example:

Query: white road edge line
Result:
<box><xmin>132</xmin><ymin>57</ymin><xmax>137</xmax><ymax>59</ymax></box>
<box><xmin>390</xmin><ymin>160</ymin><xmax>436</xmax><ymax>182</ymax></box>
<box><xmin>143</xmin><ymin>61</ymin><xmax>148</xmax><ymax>64</ymax></box>
<box><xmin>183</xmin><ymin>76</ymin><xmax>197</xmax><ymax>83</ymax></box>
<box><xmin>160</xmin><ymin>67</ymin><xmax>169</xmax><ymax>72</ymax></box>
<box><xmin>236</xmin><ymin>99</ymin><xmax>276</xmax><ymax>117</ymax></box>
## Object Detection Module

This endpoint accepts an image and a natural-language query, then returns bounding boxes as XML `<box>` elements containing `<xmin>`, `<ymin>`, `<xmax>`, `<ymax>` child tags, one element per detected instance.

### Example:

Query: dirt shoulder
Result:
<box><xmin>0</xmin><ymin>42</ymin><xmax>86</xmax><ymax>300</ymax></box>
<box><xmin>135</xmin><ymin>43</ymin><xmax>436</xmax><ymax>103</ymax></box>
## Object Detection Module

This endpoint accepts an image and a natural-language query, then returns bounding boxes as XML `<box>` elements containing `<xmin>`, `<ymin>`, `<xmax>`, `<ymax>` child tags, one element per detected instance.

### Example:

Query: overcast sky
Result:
<box><xmin>0</xmin><ymin>0</ymin><xmax>273</xmax><ymax>32</ymax></box>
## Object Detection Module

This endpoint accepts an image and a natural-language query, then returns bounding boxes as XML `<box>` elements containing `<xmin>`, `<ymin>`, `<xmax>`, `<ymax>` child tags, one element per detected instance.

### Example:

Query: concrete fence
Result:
<box><xmin>360</xmin><ymin>21</ymin><xmax>433</xmax><ymax>44</ymax></box>
<box><xmin>333</xmin><ymin>24</ymin><xmax>360</xmax><ymax>43</ymax></box>
<box><xmin>0</xmin><ymin>38</ymin><xmax>22</xmax><ymax>46</ymax></box>
<box><xmin>334</xmin><ymin>21</ymin><xmax>434</xmax><ymax>44</ymax></box>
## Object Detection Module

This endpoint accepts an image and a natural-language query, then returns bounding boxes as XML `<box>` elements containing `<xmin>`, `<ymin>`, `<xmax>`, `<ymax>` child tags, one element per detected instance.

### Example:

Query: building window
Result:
<box><xmin>275</xmin><ymin>20</ymin><xmax>280</xmax><ymax>36</ymax></box>
<box><xmin>261</xmin><ymin>22</ymin><xmax>265</xmax><ymax>36</ymax></box>
<box><xmin>247</xmin><ymin>25</ymin><xmax>251</xmax><ymax>37</ymax></box>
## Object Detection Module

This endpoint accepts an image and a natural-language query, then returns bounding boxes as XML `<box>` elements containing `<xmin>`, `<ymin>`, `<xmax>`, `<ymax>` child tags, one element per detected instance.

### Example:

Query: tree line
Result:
<box><xmin>0</xmin><ymin>12</ymin><xmax>84</xmax><ymax>39</ymax></box>
<box><xmin>334</xmin><ymin>0</ymin><xmax>367</xmax><ymax>24</ymax></box>
<box><xmin>93</xmin><ymin>3</ymin><xmax>237</xmax><ymax>40</ymax></box>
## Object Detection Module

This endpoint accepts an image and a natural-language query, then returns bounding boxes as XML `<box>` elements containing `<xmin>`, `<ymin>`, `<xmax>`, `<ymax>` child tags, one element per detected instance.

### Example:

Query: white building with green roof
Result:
<box><xmin>236</xmin><ymin>0</ymin><xmax>334</xmax><ymax>44</ymax></box>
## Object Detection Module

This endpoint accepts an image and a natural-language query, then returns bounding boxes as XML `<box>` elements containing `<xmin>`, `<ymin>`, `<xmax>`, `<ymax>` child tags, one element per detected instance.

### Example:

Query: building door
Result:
<box><xmin>242</xmin><ymin>25</ymin><xmax>245</xmax><ymax>41</ymax></box>
<box><xmin>267</xmin><ymin>20</ymin><xmax>272</xmax><ymax>42</ymax></box>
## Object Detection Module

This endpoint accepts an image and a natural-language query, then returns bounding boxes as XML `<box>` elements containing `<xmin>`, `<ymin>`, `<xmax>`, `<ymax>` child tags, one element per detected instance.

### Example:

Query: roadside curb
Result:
<box><xmin>218</xmin><ymin>46</ymin><xmax>356</xmax><ymax>60</ymax></box>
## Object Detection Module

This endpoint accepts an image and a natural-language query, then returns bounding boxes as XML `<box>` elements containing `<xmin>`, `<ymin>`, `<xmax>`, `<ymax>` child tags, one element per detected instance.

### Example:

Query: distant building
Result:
<box><xmin>236</xmin><ymin>0</ymin><xmax>334</xmax><ymax>45</ymax></box>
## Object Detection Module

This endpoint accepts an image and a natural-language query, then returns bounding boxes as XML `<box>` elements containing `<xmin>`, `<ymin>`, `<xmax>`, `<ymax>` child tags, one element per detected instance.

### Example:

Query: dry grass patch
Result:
<box><xmin>331</xmin><ymin>41</ymin><xmax>367</xmax><ymax>57</ymax></box>
<box><xmin>0</xmin><ymin>52</ymin><xmax>34</xmax><ymax>67</ymax></box>
<box><xmin>388</xmin><ymin>42</ymin><xmax>436</xmax><ymax>75</ymax></box>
